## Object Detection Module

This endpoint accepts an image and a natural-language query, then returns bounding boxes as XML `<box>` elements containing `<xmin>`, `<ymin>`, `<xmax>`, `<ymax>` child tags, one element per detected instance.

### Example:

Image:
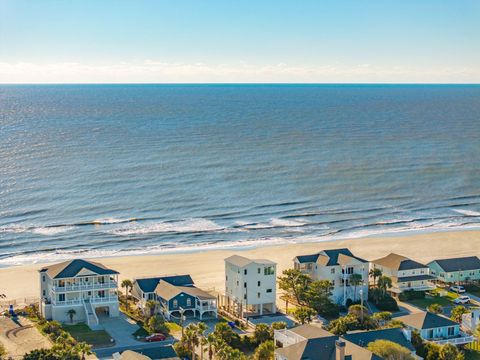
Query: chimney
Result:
<box><xmin>336</xmin><ymin>339</ymin><xmax>346</xmax><ymax>360</ymax></box>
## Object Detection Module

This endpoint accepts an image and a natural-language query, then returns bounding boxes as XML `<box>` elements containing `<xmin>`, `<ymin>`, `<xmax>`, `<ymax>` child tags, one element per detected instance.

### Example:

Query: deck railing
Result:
<box><xmin>53</xmin><ymin>281</ymin><xmax>117</xmax><ymax>292</ymax></box>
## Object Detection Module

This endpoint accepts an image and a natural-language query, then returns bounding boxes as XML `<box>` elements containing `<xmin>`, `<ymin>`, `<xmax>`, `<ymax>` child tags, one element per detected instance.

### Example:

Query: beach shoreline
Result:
<box><xmin>1</xmin><ymin>229</ymin><xmax>479</xmax><ymax>301</ymax></box>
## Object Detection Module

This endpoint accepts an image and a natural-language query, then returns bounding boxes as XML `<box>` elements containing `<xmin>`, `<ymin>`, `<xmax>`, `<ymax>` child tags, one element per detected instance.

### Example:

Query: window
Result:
<box><xmin>332</xmin><ymin>280</ymin><xmax>335</xmax><ymax>286</ymax></box>
<box><xmin>331</xmin><ymin>268</ymin><xmax>335</xmax><ymax>274</ymax></box>
<box><xmin>244</xmin><ymin>294</ymin><xmax>247</xmax><ymax>300</ymax></box>
<box><xmin>59</xmin><ymin>294</ymin><xmax>65</xmax><ymax>302</ymax></box>
<box><xmin>43</xmin><ymin>290</ymin><xmax>46</xmax><ymax>296</ymax></box>
<box><xmin>244</xmin><ymin>282</ymin><xmax>247</xmax><ymax>288</ymax></box>
<box><xmin>236</xmin><ymin>281</ymin><xmax>239</xmax><ymax>286</ymax></box>
<box><xmin>226</xmin><ymin>276</ymin><xmax>228</xmax><ymax>280</ymax></box>
<box><xmin>257</xmin><ymin>292</ymin><xmax>261</xmax><ymax>298</ymax></box>
<box><xmin>257</xmin><ymin>281</ymin><xmax>261</xmax><ymax>287</ymax></box>
<box><xmin>266</xmin><ymin>289</ymin><xmax>272</xmax><ymax>293</ymax></box>
<box><xmin>258</xmin><ymin>268</ymin><xmax>261</xmax><ymax>274</ymax></box>
<box><xmin>448</xmin><ymin>327</ymin><xmax>455</xmax><ymax>336</ymax></box>
<box><xmin>42</xmin><ymin>275</ymin><xmax>46</xmax><ymax>282</ymax></box>
<box><xmin>244</xmin><ymin>269</ymin><xmax>247</xmax><ymax>275</ymax></box>
<box><xmin>264</xmin><ymin>266</ymin><xmax>275</xmax><ymax>275</ymax></box>
<box><xmin>173</xmin><ymin>300</ymin><xmax>178</xmax><ymax>308</ymax></box>
<box><xmin>187</xmin><ymin>298</ymin><xmax>192</xmax><ymax>307</ymax></box>
<box><xmin>98</xmin><ymin>290</ymin><xmax>105</xmax><ymax>298</ymax></box>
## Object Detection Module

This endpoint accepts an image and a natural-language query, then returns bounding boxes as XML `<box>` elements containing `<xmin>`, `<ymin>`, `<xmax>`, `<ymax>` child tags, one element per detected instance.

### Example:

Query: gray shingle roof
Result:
<box><xmin>429</xmin><ymin>256</ymin><xmax>480</xmax><ymax>273</ymax></box>
<box><xmin>397</xmin><ymin>311</ymin><xmax>458</xmax><ymax>330</ymax></box>
<box><xmin>343</xmin><ymin>328</ymin><xmax>415</xmax><ymax>352</ymax></box>
<box><xmin>134</xmin><ymin>275</ymin><xmax>194</xmax><ymax>293</ymax></box>
<box><xmin>155</xmin><ymin>281</ymin><xmax>215</xmax><ymax>301</ymax></box>
<box><xmin>372</xmin><ymin>253</ymin><xmax>427</xmax><ymax>271</ymax></box>
<box><xmin>39</xmin><ymin>259</ymin><xmax>118</xmax><ymax>279</ymax></box>
<box><xmin>295</xmin><ymin>248</ymin><xmax>367</xmax><ymax>266</ymax></box>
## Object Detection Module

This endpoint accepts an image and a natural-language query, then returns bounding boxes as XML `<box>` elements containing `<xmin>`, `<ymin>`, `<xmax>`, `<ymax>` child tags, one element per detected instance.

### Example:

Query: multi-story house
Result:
<box><xmin>398</xmin><ymin>311</ymin><xmax>475</xmax><ymax>346</ymax></box>
<box><xmin>131</xmin><ymin>274</ymin><xmax>217</xmax><ymax>320</ymax></box>
<box><xmin>427</xmin><ymin>256</ymin><xmax>480</xmax><ymax>284</ymax></box>
<box><xmin>224</xmin><ymin>255</ymin><xmax>276</xmax><ymax>317</ymax></box>
<box><xmin>39</xmin><ymin>259</ymin><xmax>119</xmax><ymax>329</ymax></box>
<box><xmin>370</xmin><ymin>253</ymin><xmax>436</xmax><ymax>294</ymax></box>
<box><xmin>293</xmin><ymin>248</ymin><xmax>369</xmax><ymax>305</ymax></box>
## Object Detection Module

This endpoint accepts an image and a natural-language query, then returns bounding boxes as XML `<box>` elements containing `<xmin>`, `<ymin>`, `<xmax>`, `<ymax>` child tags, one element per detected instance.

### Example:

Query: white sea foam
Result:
<box><xmin>244</xmin><ymin>218</ymin><xmax>307</xmax><ymax>230</ymax></box>
<box><xmin>0</xmin><ymin>225</ymin><xmax>74</xmax><ymax>236</ymax></box>
<box><xmin>453</xmin><ymin>209</ymin><xmax>480</xmax><ymax>216</ymax></box>
<box><xmin>91</xmin><ymin>218</ymin><xmax>137</xmax><ymax>225</ymax></box>
<box><xmin>109</xmin><ymin>218</ymin><xmax>224</xmax><ymax>236</ymax></box>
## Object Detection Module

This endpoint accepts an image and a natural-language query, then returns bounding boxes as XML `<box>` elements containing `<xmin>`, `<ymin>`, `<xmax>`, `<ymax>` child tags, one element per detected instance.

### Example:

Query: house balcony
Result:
<box><xmin>49</xmin><ymin>296</ymin><xmax>119</xmax><ymax>306</ymax></box>
<box><xmin>52</xmin><ymin>281</ymin><xmax>118</xmax><ymax>292</ymax></box>
<box><xmin>274</xmin><ymin>329</ymin><xmax>306</xmax><ymax>347</ymax></box>
<box><xmin>431</xmin><ymin>333</ymin><xmax>476</xmax><ymax>346</ymax></box>
<box><xmin>392</xmin><ymin>282</ymin><xmax>436</xmax><ymax>294</ymax></box>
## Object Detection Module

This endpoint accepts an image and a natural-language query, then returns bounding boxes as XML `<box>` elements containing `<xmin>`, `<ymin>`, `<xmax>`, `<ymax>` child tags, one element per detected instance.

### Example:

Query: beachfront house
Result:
<box><xmin>274</xmin><ymin>324</ymin><xmax>382</xmax><ymax>360</ymax></box>
<box><xmin>398</xmin><ymin>311</ymin><xmax>475</xmax><ymax>346</ymax></box>
<box><xmin>39</xmin><ymin>259</ymin><xmax>119</xmax><ymax>329</ymax></box>
<box><xmin>224</xmin><ymin>255</ymin><xmax>277</xmax><ymax>317</ymax></box>
<box><xmin>293</xmin><ymin>248</ymin><xmax>369</xmax><ymax>305</ymax></box>
<box><xmin>131</xmin><ymin>275</ymin><xmax>217</xmax><ymax>320</ymax></box>
<box><xmin>370</xmin><ymin>253</ymin><xmax>436</xmax><ymax>295</ymax></box>
<box><xmin>427</xmin><ymin>256</ymin><xmax>480</xmax><ymax>284</ymax></box>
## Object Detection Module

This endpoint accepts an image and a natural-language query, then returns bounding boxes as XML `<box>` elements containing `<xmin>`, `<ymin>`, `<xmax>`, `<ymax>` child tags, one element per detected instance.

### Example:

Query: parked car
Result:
<box><xmin>454</xmin><ymin>295</ymin><xmax>470</xmax><ymax>304</ymax></box>
<box><xmin>146</xmin><ymin>333</ymin><xmax>167</xmax><ymax>342</ymax></box>
<box><xmin>450</xmin><ymin>285</ymin><xmax>466</xmax><ymax>293</ymax></box>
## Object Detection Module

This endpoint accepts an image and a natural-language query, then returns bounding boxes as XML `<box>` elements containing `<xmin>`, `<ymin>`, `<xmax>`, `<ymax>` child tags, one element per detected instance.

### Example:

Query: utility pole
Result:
<box><xmin>359</xmin><ymin>288</ymin><xmax>364</xmax><ymax>324</ymax></box>
<box><xmin>179</xmin><ymin>307</ymin><xmax>185</xmax><ymax>337</ymax></box>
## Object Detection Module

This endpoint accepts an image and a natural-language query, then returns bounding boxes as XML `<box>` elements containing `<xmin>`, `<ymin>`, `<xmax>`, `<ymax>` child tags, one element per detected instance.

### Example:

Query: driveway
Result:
<box><xmin>99</xmin><ymin>313</ymin><xmax>143</xmax><ymax>347</ymax></box>
<box><xmin>248</xmin><ymin>313</ymin><xmax>296</xmax><ymax>328</ymax></box>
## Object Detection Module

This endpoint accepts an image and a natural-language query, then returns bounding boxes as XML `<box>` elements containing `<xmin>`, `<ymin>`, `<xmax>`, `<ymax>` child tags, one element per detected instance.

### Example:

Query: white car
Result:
<box><xmin>450</xmin><ymin>285</ymin><xmax>466</xmax><ymax>293</ymax></box>
<box><xmin>454</xmin><ymin>295</ymin><xmax>470</xmax><ymax>304</ymax></box>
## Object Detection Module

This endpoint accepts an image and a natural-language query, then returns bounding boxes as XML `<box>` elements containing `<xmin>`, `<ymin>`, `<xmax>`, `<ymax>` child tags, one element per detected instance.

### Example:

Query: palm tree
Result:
<box><xmin>74</xmin><ymin>342</ymin><xmax>92</xmax><ymax>360</ymax></box>
<box><xmin>349</xmin><ymin>273</ymin><xmax>363</xmax><ymax>301</ymax></box>
<box><xmin>206</xmin><ymin>333</ymin><xmax>216</xmax><ymax>360</ymax></box>
<box><xmin>377</xmin><ymin>275</ymin><xmax>393</xmax><ymax>298</ymax></box>
<box><xmin>369</xmin><ymin>268</ymin><xmax>383</xmax><ymax>287</ymax></box>
<box><xmin>196</xmin><ymin>322</ymin><xmax>208</xmax><ymax>360</ymax></box>
<box><xmin>120</xmin><ymin>279</ymin><xmax>133</xmax><ymax>307</ymax></box>
<box><xmin>145</xmin><ymin>300</ymin><xmax>158</xmax><ymax>317</ymax></box>
<box><xmin>185</xmin><ymin>323</ymin><xmax>200</xmax><ymax>360</ymax></box>
<box><xmin>66</xmin><ymin>309</ymin><xmax>76</xmax><ymax>323</ymax></box>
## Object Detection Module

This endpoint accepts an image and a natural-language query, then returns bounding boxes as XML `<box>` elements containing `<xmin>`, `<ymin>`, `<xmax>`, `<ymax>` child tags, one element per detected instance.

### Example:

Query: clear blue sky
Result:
<box><xmin>1</xmin><ymin>0</ymin><xmax>479</xmax><ymax>83</ymax></box>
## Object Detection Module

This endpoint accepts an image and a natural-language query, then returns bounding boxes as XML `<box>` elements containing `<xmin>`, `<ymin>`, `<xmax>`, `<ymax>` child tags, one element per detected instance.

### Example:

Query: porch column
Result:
<box><xmin>260</xmin><ymin>303</ymin><xmax>263</xmax><ymax>315</ymax></box>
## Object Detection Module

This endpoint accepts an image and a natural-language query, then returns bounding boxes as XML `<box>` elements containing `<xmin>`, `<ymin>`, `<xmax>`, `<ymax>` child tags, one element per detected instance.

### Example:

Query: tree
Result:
<box><xmin>23</xmin><ymin>348</ymin><xmax>59</xmax><ymax>360</ymax></box>
<box><xmin>145</xmin><ymin>300</ymin><xmax>158</xmax><ymax>318</ymax></box>
<box><xmin>213</xmin><ymin>322</ymin><xmax>238</xmax><ymax>345</ymax></box>
<box><xmin>206</xmin><ymin>333</ymin><xmax>216</xmax><ymax>360</ymax></box>
<box><xmin>278</xmin><ymin>269</ymin><xmax>311</xmax><ymax>305</ymax></box>
<box><xmin>254</xmin><ymin>323</ymin><xmax>272</xmax><ymax>344</ymax></box>
<box><xmin>147</xmin><ymin>315</ymin><xmax>169</xmax><ymax>334</ymax></box>
<box><xmin>367</xmin><ymin>339</ymin><xmax>414</xmax><ymax>360</ymax></box>
<box><xmin>185</xmin><ymin>323</ymin><xmax>200</xmax><ymax>360</ymax></box>
<box><xmin>253</xmin><ymin>340</ymin><xmax>274</xmax><ymax>360</ymax></box>
<box><xmin>66</xmin><ymin>309</ymin><xmax>76</xmax><ymax>323</ymax></box>
<box><xmin>293</xmin><ymin>306</ymin><xmax>316</xmax><ymax>324</ymax></box>
<box><xmin>74</xmin><ymin>342</ymin><xmax>92</xmax><ymax>360</ymax></box>
<box><xmin>450</xmin><ymin>305</ymin><xmax>469</xmax><ymax>323</ymax></box>
<box><xmin>439</xmin><ymin>343</ymin><xmax>462</xmax><ymax>360</ymax></box>
<box><xmin>196</xmin><ymin>322</ymin><xmax>208</xmax><ymax>360</ymax></box>
<box><xmin>377</xmin><ymin>276</ymin><xmax>393</xmax><ymax>297</ymax></box>
<box><xmin>369</xmin><ymin>267</ymin><xmax>383</xmax><ymax>287</ymax></box>
<box><xmin>349</xmin><ymin>273</ymin><xmax>364</xmax><ymax>301</ymax></box>
<box><xmin>120</xmin><ymin>279</ymin><xmax>133</xmax><ymax>307</ymax></box>
<box><xmin>427</xmin><ymin>303</ymin><xmax>443</xmax><ymax>314</ymax></box>
<box><xmin>0</xmin><ymin>343</ymin><xmax>6</xmax><ymax>360</ymax></box>
<box><xmin>411</xmin><ymin>331</ymin><xmax>426</xmax><ymax>358</ymax></box>
<box><xmin>424</xmin><ymin>343</ymin><xmax>441</xmax><ymax>360</ymax></box>
<box><xmin>304</xmin><ymin>280</ymin><xmax>339</xmax><ymax>317</ymax></box>
<box><xmin>270</xmin><ymin>321</ymin><xmax>287</xmax><ymax>338</ymax></box>
<box><xmin>348</xmin><ymin>304</ymin><xmax>368</xmax><ymax>319</ymax></box>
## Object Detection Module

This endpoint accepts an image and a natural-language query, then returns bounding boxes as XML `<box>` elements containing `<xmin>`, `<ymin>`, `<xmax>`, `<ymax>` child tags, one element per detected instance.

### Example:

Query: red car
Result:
<box><xmin>146</xmin><ymin>333</ymin><xmax>167</xmax><ymax>342</ymax></box>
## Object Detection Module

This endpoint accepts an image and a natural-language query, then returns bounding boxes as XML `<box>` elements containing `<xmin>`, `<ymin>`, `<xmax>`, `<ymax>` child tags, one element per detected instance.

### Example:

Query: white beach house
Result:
<box><xmin>293</xmin><ymin>248</ymin><xmax>369</xmax><ymax>305</ymax></box>
<box><xmin>224</xmin><ymin>255</ymin><xmax>277</xmax><ymax>317</ymax></box>
<box><xmin>370</xmin><ymin>253</ymin><xmax>436</xmax><ymax>294</ymax></box>
<box><xmin>39</xmin><ymin>259</ymin><xmax>119</xmax><ymax>329</ymax></box>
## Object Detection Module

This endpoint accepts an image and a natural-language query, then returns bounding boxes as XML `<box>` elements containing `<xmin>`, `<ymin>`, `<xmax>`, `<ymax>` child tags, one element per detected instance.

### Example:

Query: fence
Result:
<box><xmin>0</xmin><ymin>297</ymin><xmax>39</xmax><ymax>311</ymax></box>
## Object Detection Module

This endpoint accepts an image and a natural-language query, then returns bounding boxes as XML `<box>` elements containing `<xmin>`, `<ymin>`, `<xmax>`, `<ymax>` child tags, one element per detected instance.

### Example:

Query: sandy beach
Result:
<box><xmin>1</xmin><ymin>229</ymin><xmax>479</xmax><ymax>302</ymax></box>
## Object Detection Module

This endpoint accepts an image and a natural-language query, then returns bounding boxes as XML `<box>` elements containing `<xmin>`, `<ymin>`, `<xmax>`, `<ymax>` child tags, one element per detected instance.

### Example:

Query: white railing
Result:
<box><xmin>197</xmin><ymin>303</ymin><xmax>217</xmax><ymax>311</ymax></box>
<box><xmin>396</xmin><ymin>283</ymin><xmax>436</xmax><ymax>292</ymax></box>
<box><xmin>51</xmin><ymin>296</ymin><xmax>118</xmax><ymax>306</ymax></box>
<box><xmin>433</xmin><ymin>335</ymin><xmax>476</xmax><ymax>345</ymax></box>
<box><xmin>53</xmin><ymin>282</ymin><xmax>117</xmax><ymax>292</ymax></box>
<box><xmin>274</xmin><ymin>329</ymin><xmax>306</xmax><ymax>347</ymax></box>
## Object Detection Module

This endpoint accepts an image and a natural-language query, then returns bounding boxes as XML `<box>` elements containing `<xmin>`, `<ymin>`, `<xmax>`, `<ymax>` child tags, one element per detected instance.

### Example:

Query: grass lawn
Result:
<box><xmin>407</xmin><ymin>296</ymin><xmax>452</xmax><ymax>309</ymax></box>
<box><xmin>63</xmin><ymin>323</ymin><xmax>113</xmax><ymax>348</ymax></box>
<box><xmin>465</xmin><ymin>350</ymin><xmax>480</xmax><ymax>360</ymax></box>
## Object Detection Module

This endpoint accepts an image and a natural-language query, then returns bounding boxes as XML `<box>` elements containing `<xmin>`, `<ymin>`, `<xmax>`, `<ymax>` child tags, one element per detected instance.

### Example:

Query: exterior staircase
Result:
<box><xmin>83</xmin><ymin>299</ymin><xmax>101</xmax><ymax>330</ymax></box>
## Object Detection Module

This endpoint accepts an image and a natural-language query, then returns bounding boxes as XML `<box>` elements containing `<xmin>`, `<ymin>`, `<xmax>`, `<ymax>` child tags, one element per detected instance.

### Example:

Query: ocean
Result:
<box><xmin>1</xmin><ymin>84</ymin><xmax>479</xmax><ymax>267</ymax></box>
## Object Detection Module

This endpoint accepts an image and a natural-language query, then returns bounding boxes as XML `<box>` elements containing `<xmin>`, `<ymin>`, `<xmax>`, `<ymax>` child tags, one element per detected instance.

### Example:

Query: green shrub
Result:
<box><xmin>375</xmin><ymin>295</ymin><xmax>399</xmax><ymax>311</ymax></box>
